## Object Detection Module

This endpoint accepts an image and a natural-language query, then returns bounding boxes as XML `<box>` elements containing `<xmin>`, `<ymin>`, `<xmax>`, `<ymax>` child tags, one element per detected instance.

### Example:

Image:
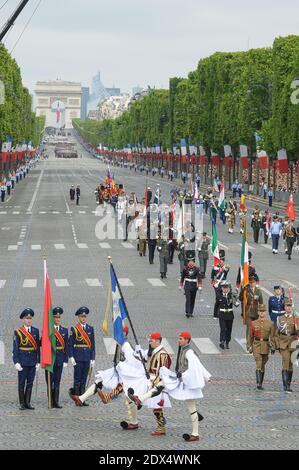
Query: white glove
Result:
<box><xmin>63</xmin><ymin>362</ymin><xmax>68</xmax><ymax>368</ymax></box>
<box><xmin>198</xmin><ymin>286</ymin><xmax>202</xmax><ymax>291</ymax></box>
<box><xmin>135</xmin><ymin>345</ymin><xmax>142</xmax><ymax>353</ymax></box>
<box><xmin>35</xmin><ymin>364</ymin><xmax>40</xmax><ymax>371</ymax></box>
<box><xmin>90</xmin><ymin>360</ymin><xmax>95</xmax><ymax>367</ymax></box>
<box><xmin>70</xmin><ymin>357</ymin><xmax>77</xmax><ymax>366</ymax></box>
<box><xmin>15</xmin><ymin>363</ymin><xmax>23</xmax><ymax>372</ymax></box>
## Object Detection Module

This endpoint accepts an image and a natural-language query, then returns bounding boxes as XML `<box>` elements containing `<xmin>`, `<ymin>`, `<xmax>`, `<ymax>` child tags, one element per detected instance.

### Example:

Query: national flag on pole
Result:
<box><xmin>56</xmin><ymin>102</ymin><xmax>61</xmax><ymax>124</ymax></box>
<box><xmin>240</xmin><ymin>145</ymin><xmax>249</xmax><ymax>169</ymax></box>
<box><xmin>212</xmin><ymin>223</ymin><xmax>220</xmax><ymax>266</ymax></box>
<box><xmin>211</xmin><ymin>150</ymin><xmax>220</xmax><ymax>166</ymax></box>
<box><xmin>240</xmin><ymin>230</ymin><xmax>249</xmax><ymax>325</ymax></box>
<box><xmin>218</xmin><ymin>178</ymin><xmax>225</xmax><ymax>210</ymax></box>
<box><xmin>277</xmin><ymin>149</ymin><xmax>289</xmax><ymax>174</ymax></box>
<box><xmin>257</xmin><ymin>151</ymin><xmax>269</xmax><ymax>170</ymax></box>
<box><xmin>286</xmin><ymin>193</ymin><xmax>295</xmax><ymax>221</ymax></box>
<box><xmin>110</xmin><ymin>263</ymin><xmax>128</xmax><ymax>345</ymax></box>
<box><xmin>266</xmin><ymin>208</ymin><xmax>271</xmax><ymax>234</ymax></box>
<box><xmin>240</xmin><ymin>194</ymin><xmax>247</xmax><ymax>212</ymax></box>
<box><xmin>41</xmin><ymin>261</ymin><xmax>56</xmax><ymax>372</ymax></box>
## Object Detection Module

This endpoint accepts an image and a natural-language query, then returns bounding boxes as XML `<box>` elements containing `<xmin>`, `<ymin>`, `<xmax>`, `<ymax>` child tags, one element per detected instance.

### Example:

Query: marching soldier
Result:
<box><xmin>69</xmin><ymin>307</ymin><xmax>95</xmax><ymax>405</ymax></box>
<box><xmin>70</xmin><ymin>185</ymin><xmax>75</xmax><ymax>201</ymax></box>
<box><xmin>268</xmin><ymin>286</ymin><xmax>285</xmax><ymax>325</ymax></box>
<box><xmin>275</xmin><ymin>298</ymin><xmax>299</xmax><ymax>392</ymax></box>
<box><xmin>251</xmin><ymin>206</ymin><xmax>262</xmax><ymax>243</ymax></box>
<box><xmin>197</xmin><ymin>232</ymin><xmax>210</xmax><ymax>278</ymax></box>
<box><xmin>180</xmin><ymin>255</ymin><xmax>202</xmax><ymax>318</ymax></box>
<box><xmin>236</xmin><ymin>251</ymin><xmax>259</xmax><ymax>289</ymax></box>
<box><xmin>46</xmin><ymin>307</ymin><xmax>68</xmax><ymax>408</ymax></box>
<box><xmin>239</xmin><ymin>274</ymin><xmax>263</xmax><ymax>350</ymax></box>
<box><xmin>248</xmin><ymin>304</ymin><xmax>276</xmax><ymax>390</ymax></box>
<box><xmin>226</xmin><ymin>205</ymin><xmax>235</xmax><ymax>233</ymax></box>
<box><xmin>177</xmin><ymin>236</ymin><xmax>187</xmax><ymax>274</ymax></box>
<box><xmin>137</xmin><ymin>219</ymin><xmax>147</xmax><ymax>257</ymax></box>
<box><xmin>13</xmin><ymin>308</ymin><xmax>40</xmax><ymax>410</ymax></box>
<box><xmin>217</xmin><ymin>281</ymin><xmax>235</xmax><ymax>350</ymax></box>
<box><xmin>128</xmin><ymin>332</ymin><xmax>172</xmax><ymax>436</ymax></box>
<box><xmin>211</xmin><ymin>250</ymin><xmax>230</xmax><ymax>318</ymax></box>
<box><xmin>157</xmin><ymin>235</ymin><xmax>169</xmax><ymax>279</ymax></box>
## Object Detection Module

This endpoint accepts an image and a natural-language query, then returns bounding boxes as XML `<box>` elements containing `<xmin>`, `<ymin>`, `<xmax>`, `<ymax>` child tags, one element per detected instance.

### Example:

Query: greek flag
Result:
<box><xmin>110</xmin><ymin>265</ymin><xmax>128</xmax><ymax>345</ymax></box>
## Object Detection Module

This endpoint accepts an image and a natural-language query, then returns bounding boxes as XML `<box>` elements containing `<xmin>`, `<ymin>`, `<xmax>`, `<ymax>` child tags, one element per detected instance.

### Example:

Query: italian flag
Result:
<box><xmin>41</xmin><ymin>260</ymin><xmax>56</xmax><ymax>372</ymax></box>
<box><xmin>218</xmin><ymin>179</ymin><xmax>225</xmax><ymax>210</ymax></box>
<box><xmin>212</xmin><ymin>223</ymin><xmax>220</xmax><ymax>266</ymax></box>
<box><xmin>240</xmin><ymin>231</ymin><xmax>249</xmax><ymax>325</ymax></box>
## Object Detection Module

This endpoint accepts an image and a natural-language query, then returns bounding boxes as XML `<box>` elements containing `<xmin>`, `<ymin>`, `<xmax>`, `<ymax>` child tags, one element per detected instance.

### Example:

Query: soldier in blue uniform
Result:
<box><xmin>13</xmin><ymin>308</ymin><xmax>40</xmax><ymax>410</ymax></box>
<box><xmin>68</xmin><ymin>307</ymin><xmax>95</xmax><ymax>406</ymax></box>
<box><xmin>268</xmin><ymin>285</ymin><xmax>285</xmax><ymax>325</ymax></box>
<box><xmin>45</xmin><ymin>307</ymin><xmax>68</xmax><ymax>408</ymax></box>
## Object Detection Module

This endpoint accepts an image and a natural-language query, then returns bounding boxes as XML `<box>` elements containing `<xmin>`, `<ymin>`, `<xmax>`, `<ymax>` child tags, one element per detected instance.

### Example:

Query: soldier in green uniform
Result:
<box><xmin>248</xmin><ymin>304</ymin><xmax>276</xmax><ymax>390</ymax></box>
<box><xmin>239</xmin><ymin>274</ymin><xmax>263</xmax><ymax>350</ymax></box>
<box><xmin>157</xmin><ymin>235</ymin><xmax>169</xmax><ymax>279</ymax></box>
<box><xmin>275</xmin><ymin>298</ymin><xmax>299</xmax><ymax>392</ymax></box>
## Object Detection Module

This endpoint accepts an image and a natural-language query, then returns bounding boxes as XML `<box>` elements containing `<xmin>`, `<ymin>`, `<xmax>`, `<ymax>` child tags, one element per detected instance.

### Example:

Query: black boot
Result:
<box><xmin>80</xmin><ymin>386</ymin><xmax>89</xmax><ymax>406</ymax></box>
<box><xmin>219</xmin><ymin>342</ymin><xmax>225</xmax><ymax>350</ymax></box>
<box><xmin>225</xmin><ymin>342</ymin><xmax>230</xmax><ymax>349</ymax></box>
<box><xmin>25</xmin><ymin>388</ymin><xmax>35</xmax><ymax>410</ymax></box>
<box><xmin>18</xmin><ymin>388</ymin><xmax>26</xmax><ymax>410</ymax></box>
<box><xmin>282</xmin><ymin>370</ymin><xmax>288</xmax><ymax>391</ymax></box>
<box><xmin>53</xmin><ymin>388</ymin><xmax>62</xmax><ymax>408</ymax></box>
<box><xmin>256</xmin><ymin>370</ymin><xmax>263</xmax><ymax>390</ymax></box>
<box><xmin>261</xmin><ymin>371</ymin><xmax>265</xmax><ymax>387</ymax></box>
<box><xmin>286</xmin><ymin>371</ymin><xmax>293</xmax><ymax>392</ymax></box>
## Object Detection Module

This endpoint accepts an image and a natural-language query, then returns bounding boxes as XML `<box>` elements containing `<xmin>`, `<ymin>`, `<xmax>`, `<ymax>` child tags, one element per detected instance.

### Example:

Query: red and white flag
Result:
<box><xmin>257</xmin><ymin>150</ymin><xmax>269</xmax><ymax>170</ymax></box>
<box><xmin>277</xmin><ymin>149</ymin><xmax>289</xmax><ymax>174</ymax></box>
<box><xmin>240</xmin><ymin>145</ymin><xmax>249</xmax><ymax>169</ymax></box>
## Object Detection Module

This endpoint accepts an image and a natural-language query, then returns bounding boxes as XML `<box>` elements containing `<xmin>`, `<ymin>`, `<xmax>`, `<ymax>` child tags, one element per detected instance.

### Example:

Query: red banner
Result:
<box><xmin>240</xmin><ymin>156</ymin><xmax>249</xmax><ymax>169</ymax></box>
<box><xmin>224</xmin><ymin>156</ymin><xmax>233</xmax><ymax>167</ymax></box>
<box><xmin>211</xmin><ymin>155</ymin><xmax>220</xmax><ymax>165</ymax></box>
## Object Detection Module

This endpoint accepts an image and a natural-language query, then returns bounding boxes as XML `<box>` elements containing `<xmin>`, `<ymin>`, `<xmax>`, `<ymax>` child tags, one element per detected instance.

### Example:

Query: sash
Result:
<box><xmin>75</xmin><ymin>323</ymin><xmax>91</xmax><ymax>349</ymax></box>
<box><xmin>54</xmin><ymin>328</ymin><xmax>65</xmax><ymax>349</ymax></box>
<box><xmin>19</xmin><ymin>327</ymin><xmax>38</xmax><ymax>350</ymax></box>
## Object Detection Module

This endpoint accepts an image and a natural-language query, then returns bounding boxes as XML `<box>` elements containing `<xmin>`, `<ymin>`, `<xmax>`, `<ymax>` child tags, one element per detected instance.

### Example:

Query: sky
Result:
<box><xmin>1</xmin><ymin>0</ymin><xmax>299</xmax><ymax>95</ymax></box>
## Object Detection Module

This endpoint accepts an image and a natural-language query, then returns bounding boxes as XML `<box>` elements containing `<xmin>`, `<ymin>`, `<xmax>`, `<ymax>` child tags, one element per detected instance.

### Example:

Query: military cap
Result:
<box><xmin>219</xmin><ymin>249</ymin><xmax>225</xmax><ymax>259</ymax></box>
<box><xmin>179</xmin><ymin>331</ymin><xmax>191</xmax><ymax>339</ymax></box>
<box><xmin>75</xmin><ymin>306</ymin><xmax>90</xmax><ymax>316</ymax></box>
<box><xmin>248</xmin><ymin>251</ymin><xmax>252</xmax><ymax>260</ymax></box>
<box><xmin>249</xmin><ymin>274</ymin><xmax>256</xmax><ymax>280</ymax></box>
<box><xmin>53</xmin><ymin>307</ymin><xmax>63</xmax><ymax>315</ymax></box>
<box><xmin>274</xmin><ymin>285</ymin><xmax>281</xmax><ymax>290</ymax></box>
<box><xmin>284</xmin><ymin>298</ymin><xmax>292</xmax><ymax>306</ymax></box>
<box><xmin>221</xmin><ymin>281</ymin><xmax>230</xmax><ymax>288</ymax></box>
<box><xmin>149</xmin><ymin>332</ymin><xmax>162</xmax><ymax>341</ymax></box>
<box><xmin>258</xmin><ymin>304</ymin><xmax>267</xmax><ymax>312</ymax></box>
<box><xmin>20</xmin><ymin>308</ymin><xmax>34</xmax><ymax>319</ymax></box>
<box><xmin>186</xmin><ymin>250</ymin><xmax>196</xmax><ymax>261</ymax></box>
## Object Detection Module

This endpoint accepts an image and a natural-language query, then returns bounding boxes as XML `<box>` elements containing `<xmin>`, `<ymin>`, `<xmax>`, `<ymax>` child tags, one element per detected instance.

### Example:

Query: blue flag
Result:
<box><xmin>110</xmin><ymin>265</ymin><xmax>128</xmax><ymax>345</ymax></box>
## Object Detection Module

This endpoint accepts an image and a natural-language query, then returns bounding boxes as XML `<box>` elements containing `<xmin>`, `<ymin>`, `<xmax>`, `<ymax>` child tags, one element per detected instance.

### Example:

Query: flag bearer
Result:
<box><xmin>13</xmin><ymin>308</ymin><xmax>40</xmax><ymax>410</ymax></box>
<box><xmin>69</xmin><ymin>307</ymin><xmax>95</xmax><ymax>405</ymax></box>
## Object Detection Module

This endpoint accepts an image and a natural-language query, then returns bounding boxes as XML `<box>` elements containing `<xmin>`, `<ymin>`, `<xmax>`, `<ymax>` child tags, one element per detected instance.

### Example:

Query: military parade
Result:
<box><xmin>1</xmin><ymin>0</ymin><xmax>299</xmax><ymax>457</ymax></box>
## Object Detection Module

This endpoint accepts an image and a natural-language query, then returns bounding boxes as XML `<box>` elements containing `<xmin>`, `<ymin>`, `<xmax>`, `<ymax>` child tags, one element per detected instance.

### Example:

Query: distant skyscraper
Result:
<box><xmin>106</xmin><ymin>87</ymin><xmax>121</xmax><ymax>96</ymax></box>
<box><xmin>81</xmin><ymin>87</ymin><xmax>90</xmax><ymax>119</ymax></box>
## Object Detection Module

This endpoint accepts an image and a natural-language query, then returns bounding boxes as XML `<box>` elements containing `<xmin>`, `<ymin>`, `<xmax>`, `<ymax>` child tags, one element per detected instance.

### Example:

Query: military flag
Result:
<box><xmin>218</xmin><ymin>178</ymin><xmax>225</xmax><ymax>210</ymax></box>
<box><xmin>240</xmin><ymin>228</ymin><xmax>249</xmax><ymax>325</ymax></box>
<box><xmin>41</xmin><ymin>260</ymin><xmax>56</xmax><ymax>372</ymax></box>
<box><xmin>211</xmin><ymin>223</ymin><xmax>220</xmax><ymax>266</ymax></box>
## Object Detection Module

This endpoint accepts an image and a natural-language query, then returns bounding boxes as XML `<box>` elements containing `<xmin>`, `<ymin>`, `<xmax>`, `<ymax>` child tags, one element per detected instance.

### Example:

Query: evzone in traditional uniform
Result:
<box><xmin>13</xmin><ymin>308</ymin><xmax>40</xmax><ymax>410</ymax></box>
<box><xmin>69</xmin><ymin>326</ymin><xmax>146</xmax><ymax>431</ymax></box>
<box><xmin>211</xmin><ymin>250</ymin><xmax>230</xmax><ymax>318</ymax></box>
<box><xmin>130</xmin><ymin>332</ymin><xmax>211</xmax><ymax>442</ymax></box>
<box><xmin>248</xmin><ymin>304</ymin><xmax>276</xmax><ymax>390</ymax></box>
<box><xmin>68</xmin><ymin>307</ymin><xmax>95</xmax><ymax>405</ymax></box>
<box><xmin>128</xmin><ymin>332</ymin><xmax>172</xmax><ymax>436</ymax></box>
<box><xmin>46</xmin><ymin>307</ymin><xmax>68</xmax><ymax>408</ymax></box>
<box><xmin>275</xmin><ymin>298</ymin><xmax>299</xmax><ymax>392</ymax></box>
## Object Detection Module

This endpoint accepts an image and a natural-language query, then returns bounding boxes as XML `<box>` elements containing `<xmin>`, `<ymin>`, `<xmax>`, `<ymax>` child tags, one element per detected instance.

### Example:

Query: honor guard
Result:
<box><xmin>46</xmin><ymin>307</ymin><xmax>68</xmax><ymax>408</ymax></box>
<box><xmin>128</xmin><ymin>332</ymin><xmax>172</xmax><ymax>436</ymax></box>
<box><xmin>69</xmin><ymin>307</ymin><xmax>95</xmax><ymax>404</ymax></box>
<box><xmin>76</xmin><ymin>185</ymin><xmax>80</xmax><ymax>205</ymax></box>
<box><xmin>180</xmin><ymin>255</ymin><xmax>202</xmax><ymax>318</ymax></box>
<box><xmin>211</xmin><ymin>250</ymin><xmax>230</xmax><ymax>318</ymax></box>
<box><xmin>217</xmin><ymin>281</ymin><xmax>235</xmax><ymax>350</ymax></box>
<box><xmin>70</xmin><ymin>185</ymin><xmax>75</xmax><ymax>201</ymax></box>
<box><xmin>157</xmin><ymin>236</ymin><xmax>169</xmax><ymax>279</ymax></box>
<box><xmin>239</xmin><ymin>275</ymin><xmax>263</xmax><ymax>350</ymax></box>
<box><xmin>13</xmin><ymin>309</ymin><xmax>40</xmax><ymax>410</ymax></box>
<box><xmin>248</xmin><ymin>304</ymin><xmax>276</xmax><ymax>390</ymax></box>
<box><xmin>197</xmin><ymin>232</ymin><xmax>210</xmax><ymax>278</ymax></box>
<box><xmin>251</xmin><ymin>206</ymin><xmax>262</xmax><ymax>243</ymax></box>
<box><xmin>268</xmin><ymin>286</ymin><xmax>285</xmax><ymax>325</ymax></box>
<box><xmin>275</xmin><ymin>299</ymin><xmax>299</xmax><ymax>392</ymax></box>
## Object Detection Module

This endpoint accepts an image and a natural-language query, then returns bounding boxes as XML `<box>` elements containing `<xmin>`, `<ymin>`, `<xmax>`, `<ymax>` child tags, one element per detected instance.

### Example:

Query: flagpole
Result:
<box><xmin>44</xmin><ymin>257</ymin><xmax>52</xmax><ymax>409</ymax></box>
<box><xmin>107</xmin><ymin>256</ymin><xmax>150</xmax><ymax>379</ymax></box>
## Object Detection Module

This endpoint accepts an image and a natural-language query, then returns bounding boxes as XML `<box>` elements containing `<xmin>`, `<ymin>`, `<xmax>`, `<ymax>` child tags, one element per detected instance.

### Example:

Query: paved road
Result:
<box><xmin>0</xmin><ymin>133</ymin><xmax>298</xmax><ymax>450</ymax></box>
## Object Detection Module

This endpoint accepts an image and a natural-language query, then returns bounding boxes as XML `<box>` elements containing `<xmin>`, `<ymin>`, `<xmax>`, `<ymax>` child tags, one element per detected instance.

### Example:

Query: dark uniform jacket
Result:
<box><xmin>239</xmin><ymin>286</ymin><xmax>263</xmax><ymax>320</ymax></box>
<box><xmin>68</xmin><ymin>324</ymin><xmax>95</xmax><ymax>362</ymax></box>
<box><xmin>181</xmin><ymin>266</ymin><xmax>202</xmax><ymax>290</ymax></box>
<box><xmin>211</xmin><ymin>264</ymin><xmax>229</xmax><ymax>287</ymax></box>
<box><xmin>13</xmin><ymin>326</ymin><xmax>40</xmax><ymax>367</ymax></box>
<box><xmin>54</xmin><ymin>325</ymin><xmax>69</xmax><ymax>366</ymax></box>
<box><xmin>268</xmin><ymin>296</ymin><xmax>285</xmax><ymax>324</ymax></box>
<box><xmin>217</xmin><ymin>292</ymin><xmax>234</xmax><ymax>320</ymax></box>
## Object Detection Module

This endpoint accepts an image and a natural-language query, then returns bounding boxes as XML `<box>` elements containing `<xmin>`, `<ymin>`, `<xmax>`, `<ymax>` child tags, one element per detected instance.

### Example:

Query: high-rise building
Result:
<box><xmin>81</xmin><ymin>87</ymin><xmax>90</xmax><ymax>119</ymax></box>
<box><xmin>106</xmin><ymin>87</ymin><xmax>121</xmax><ymax>96</ymax></box>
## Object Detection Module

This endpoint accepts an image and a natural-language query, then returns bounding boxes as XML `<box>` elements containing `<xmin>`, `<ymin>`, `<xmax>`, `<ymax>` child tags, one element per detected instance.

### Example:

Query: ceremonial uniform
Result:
<box><xmin>69</xmin><ymin>307</ymin><xmax>95</xmax><ymax>399</ymax></box>
<box><xmin>70</xmin><ymin>186</ymin><xmax>75</xmax><ymax>201</ymax></box>
<box><xmin>249</xmin><ymin>306</ymin><xmax>276</xmax><ymax>390</ymax></box>
<box><xmin>239</xmin><ymin>283</ymin><xmax>263</xmax><ymax>349</ymax></box>
<box><xmin>276</xmin><ymin>306</ymin><xmax>299</xmax><ymax>392</ymax></box>
<box><xmin>251</xmin><ymin>209</ymin><xmax>262</xmax><ymax>243</ymax></box>
<box><xmin>181</xmin><ymin>263</ymin><xmax>202</xmax><ymax>317</ymax></box>
<box><xmin>157</xmin><ymin>239</ymin><xmax>169</xmax><ymax>278</ymax></box>
<box><xmin>226</xmin><ymin>207</ymin><xmax>235</xmax><ymax>233</ymax></box>
<box><xmin>76</xmin><ymin>186</ymin><xmax>80</xmax><ymax>205</ymax></box>
<box><xmin>197</xmin><ymin>237</ymin><xmax>210</xmax><ymax>278</ymax></box>
<box><xmin>45</xmin><ymin>307</ymin><xmax>68</xmax><ymax>408</ymax></box>
<box><xmin>268</xmin><ymin>294</ymin><xmax>285</xmax><ymax>325</ymax></box>
<box><xmin>137</xmin><ymin>221</ymin><xmax>147</xmax><ymax>257</ymax></box>
<box><xmin>13</xmin><ymin>309</ymin><xmax>40</xmax><ymax>410</ymax></box>
<box><xmin>177</xmin><ymin>239</ymin><xmax>187</xmax><ymax>274</ymax></box>
<box><xmin>211</xmin><ymin>256</ymin><xmax>230</xmax><ymax>318</ymax></box>
<box><xmin>217</xmin><ymin>283</ymin><xmax>234</xmax><ymax>349</ymax></box>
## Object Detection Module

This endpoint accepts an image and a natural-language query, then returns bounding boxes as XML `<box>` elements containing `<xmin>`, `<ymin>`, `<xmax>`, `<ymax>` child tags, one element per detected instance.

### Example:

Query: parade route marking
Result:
<box><xmin>54</xmin><ymin>244</ymin><xmax>65</xmax><ymax>250</ymax></box>
<box><xmin>118</xmin><ymin>278</ymin><xmax>134</xmax><ymax>287</ymax></box>
<box><xmin>121</xmin><ymin>242</ymin><xmax>135</xmax><ymax>249</ymax></box>
<box><xmin>76</xmin><ymin>243</ymin><xmax>88</xmax><ymax>249</ymax></box>
<box><xmin>0</xmin><ymin>211</ymin><xmax>7</xmax><ymax>214</ymax></box>
<box><xmin>235</xmin><ymin>337</ymin><xmax>248</xmax><ymax>352</ymax></box>
<box><xmin>147</xmin><ymin>278</ymin><xmax>166</xmax><ymax>287</ymax></box>
<box><xmin>192</xmin><ymin>338</ymin><xmax>220</xmax><ymax>354</ymax></box>
<box><xmin>12</xmin><ymin>211</ymin><xmax>20</xmax><ymax>215</ymax></box>
<box><xmin>8</xmin><ymin>245</ymin><xmax>18</xmax><ymax>251</ymax></box>
<box><xmin>54</xmin><ymin>279</ymin><xmax>70</xmax><ymax>287</ymax></box>
<box><xmin>31</xmin><ymin>245</ymin><xmax>41</xmax><ymax>250</ymax></box>
<box><xmin>23</xmin><ymin>279</ymin><xmax>37</xmax><ymax>288</ymax></box>
<box><xmin>99</xmin><ymin>242</ymin><xmax>111</xmax><ymax>249</ymax></box>
<box><xmin>0</xmin><ymin>341</ymin><xmax>4</xmax><ymax>364</ymax></box>
<box><xmin>86</xmin><ymin>278</ymin><xmax>102</xmax><ymax>287</ymax></box>
<box><xmin>27</xmin><ymin>169</ymin><xmax>44</xmax><ymax>212</ymax></box>
<box><xmin>0</xmin><ymin>280</ymin><xmax>6</xmax><ymax>288</ymax></box>
<box><xmin>39</xmin><ymin>211</ymin><xmax>47</xmax><ymax>214</ymax></box>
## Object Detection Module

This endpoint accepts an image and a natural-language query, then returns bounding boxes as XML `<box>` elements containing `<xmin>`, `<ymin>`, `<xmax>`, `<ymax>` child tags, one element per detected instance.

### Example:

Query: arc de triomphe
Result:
<box><xmin>35</xmin><ymin>80</ymin><xmax>82</xmax><ymax>128</ymax></box>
